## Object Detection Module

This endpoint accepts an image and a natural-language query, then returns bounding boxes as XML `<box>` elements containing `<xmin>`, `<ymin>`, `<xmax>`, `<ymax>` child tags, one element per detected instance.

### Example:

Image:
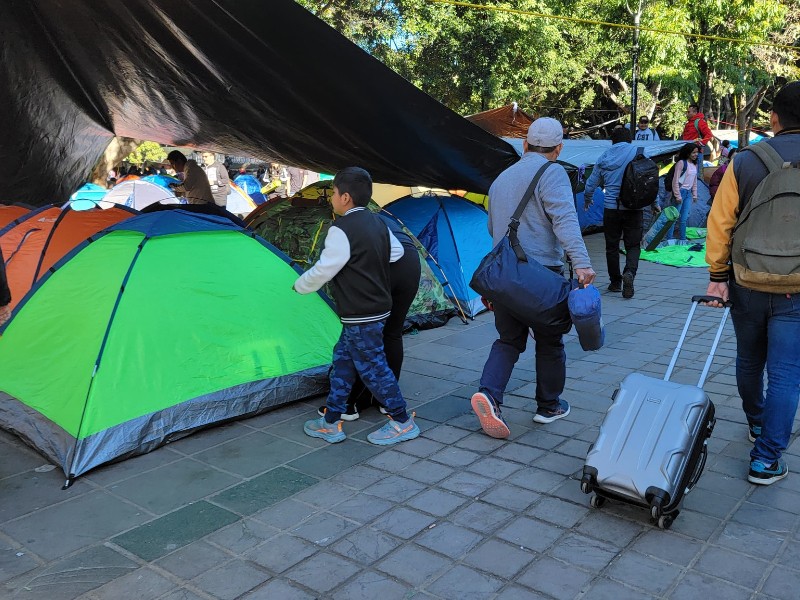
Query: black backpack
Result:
<box><xmin>619</xmin><ymin>147</ymin><xmax>660</xmax><ymax>209</ymax></box>
<box><xmin>663</xmin><ymin>159</ymin><xmax>688</xmax><ymax>194</ymax></box>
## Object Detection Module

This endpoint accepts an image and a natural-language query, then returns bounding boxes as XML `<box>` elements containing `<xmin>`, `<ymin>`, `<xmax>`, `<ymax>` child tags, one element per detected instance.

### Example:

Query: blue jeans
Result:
<box><xmin>325</xmin><ymin>321</ymin><xmax>408</xmax><ymax>423</ymax></box>
<box><xmin>479</xmin><ymin>303</ymin><xmax>565</xmax><ymax>410</ymax></box>
<box><xmin>665</xmin><ymin>188</ymin><xmax>693</xmax><ymax>240</ymax></box>
<box><xmin>729</xmin><ymin>282</ymin><xmax>800</xmax><ymax>464</ymax></box>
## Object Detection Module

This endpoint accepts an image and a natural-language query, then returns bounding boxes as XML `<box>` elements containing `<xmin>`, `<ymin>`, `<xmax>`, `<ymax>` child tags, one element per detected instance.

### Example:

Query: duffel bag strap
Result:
<box><xmin>508</xmin><ymin>161</ymin><xmax>553</xmax><ymax>262</ymax></box>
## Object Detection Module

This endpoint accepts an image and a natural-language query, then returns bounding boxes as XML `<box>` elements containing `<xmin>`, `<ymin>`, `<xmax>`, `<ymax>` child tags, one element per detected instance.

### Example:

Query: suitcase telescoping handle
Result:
<box><xmin>664</xmin><ymin>296</ymin><xmax>732</xmax><ymax>388</ymax></box>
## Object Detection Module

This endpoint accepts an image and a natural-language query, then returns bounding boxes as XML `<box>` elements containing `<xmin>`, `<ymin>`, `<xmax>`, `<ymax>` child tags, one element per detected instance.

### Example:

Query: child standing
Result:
<box><xmin>293</xmin><ymin>167</ymin><xmax>420</xmax><ymax>445</ymax></box>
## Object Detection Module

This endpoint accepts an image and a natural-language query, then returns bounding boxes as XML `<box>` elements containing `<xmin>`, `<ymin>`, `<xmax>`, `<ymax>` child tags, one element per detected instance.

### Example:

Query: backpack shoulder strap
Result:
<box><xmin>746</xmin><ymin>142</ymin><xmax>786</xmax><ymax>174</ymax></box>
<box><xmin>508</xmin><ymin>161</ymin><xmax>553</xmax><ymax>261</ymax></box>
<box><xmin>694</xmin><ymin>118</ymin><xmax>702</xmax><ymax>138</ymax></box>
<box><xmin>634</xmin><ymin>146</ymin><xmax>644</xmax><ymax>157</ymax></box>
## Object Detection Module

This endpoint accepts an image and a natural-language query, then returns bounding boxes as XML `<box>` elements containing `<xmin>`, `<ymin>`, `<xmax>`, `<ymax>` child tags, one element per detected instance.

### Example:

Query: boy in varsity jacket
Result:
<box><xmin>293</xmin><ymin>167</ymin><xmax>420</xmax><ymax>445</ymax></box>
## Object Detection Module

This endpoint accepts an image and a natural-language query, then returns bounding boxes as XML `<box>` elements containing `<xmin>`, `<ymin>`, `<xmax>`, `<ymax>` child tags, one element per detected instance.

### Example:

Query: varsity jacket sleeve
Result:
<box><xmin>293</xmin><ymin>226</ymin><xmax>350</xmax><ymax>293</ymax></box>
<box><xmin>705</xmin><ymin>162</ymin><xmax>740</xmax><ymax>282</ymax></box>
<box><xmin>388</xmin><ymin>230</ymin><xmax>404</xmax><ymax>263</ymax></box>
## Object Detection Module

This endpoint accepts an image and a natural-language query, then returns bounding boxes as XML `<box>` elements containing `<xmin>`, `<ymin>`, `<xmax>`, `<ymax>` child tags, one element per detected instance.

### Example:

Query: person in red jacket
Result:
<box><xmin>682</xmin><ymin>103</ymin><xmax>714</xmax><ymax>157</ymax></box>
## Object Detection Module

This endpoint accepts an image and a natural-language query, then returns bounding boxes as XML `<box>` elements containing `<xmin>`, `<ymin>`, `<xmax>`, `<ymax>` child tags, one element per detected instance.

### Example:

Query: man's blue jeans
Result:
<box><xmin>479</xmin><ymin>303</ymin><xmax>565</xmax><ymax>410</ymax></box>
<box><xmin>729</xmin><ymin>282</ymin><xmax>800</xmax><ymax>464</ymax></box>
<box><xmin>665</xmin><ymin>188</ymin><xmax>693</xmax><ymax>241</ymax></box>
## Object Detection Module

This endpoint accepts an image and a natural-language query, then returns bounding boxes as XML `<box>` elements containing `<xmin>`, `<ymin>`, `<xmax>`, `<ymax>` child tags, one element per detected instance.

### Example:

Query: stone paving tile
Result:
<box><xmin>762</xmin><ymin>565</ymin><xmax>800</xmax><ymax>600</ymax></box>
<box><xmin>370</xmin><ymin>507</ymin><xmax>436</xmax><ymax>539</ymax></box>
<box><xmin>190</xmin><ymin>559</ymin><xmax>270</xmax><ymax>599</ymax></box>
<box><xmin>290</xmin><ymin>512</ymin><xmax>359</xmax><ymax>547</ymax></box>
<box><xmin>496</xmin><ymin>517</ymin><xmax>564</xmax><ymax>552</ymax></box>
<box><xmin>0</xmin><ymin>471</ymin><xmax>93</xmax><ymax>524</ymax></box>
<box><xmin>427</xmin><ymin>563</ymin><xmax>505</xmax><ymax>600</ymax></box>
<box><xmin>462</xmin><ymin>538</ymin><xmax>537</xmax><ymax>579</ymax></box>
<box><xmin>415</xmin><ymin>522</ymin><xmax>484</xmax><ymax>558</ymax></box>
<box><xmin>466</xmin><ymin>456</ymin><xmax>523</xmax><ymax>479</ymax></box>
<box><xmin>157</xmin><ymin>589</ymin><xmax>205</xmax><ymax>600</ymax></box>
<box><xmin>479</xmin><ymin>483</ymin><xmax>540</xmax><ymax>512</ymax></box>
<box><xmin>330</xmin><ymin>527</ymin><xmax>400</xmax><ymax>565</ymax></box>
<box><xmin>547</xmin><ymin>532</ymin><xmax>619</xmax><ymax>572</ymax></box>
<box><xmin>330</xmin><ymin>570</ymin><xmax>412</xmax><ymax>600</ymax></box>
<box><xmin>329</xmin><ymin>493</ymin><xmax>395</xmax><ymax>524</ymax></box>
<box><xmin>428</xmin><ymin>447</ymin><xmax>481</xmax><ymax>468</ymax></box>
<box><xmin>0</xmin><ymin>539</ymin><xmax>40</xmax><ymax>584</ymax></box>
<box><xmin>693</xmin><ymin>545</ymin><xmax>768</xmax><ymax>590</ymax></box>
<box><xmin>407</xmin><ymin>488</ymin><xmax>469</xmax><ymax>517</ymax></box>
<box><xmin>154</xmin><ymin>540</ymin><xmax>232</xmax><ymax>579</ymax></box>
<box><xmin>109</xmin><ymin>458</ymin><xmax>241</xmax><ymax>515</ymax></box>
<box><xmin>363</xmin><ymin>474</ymin><xmax>426</xmax><ymax>502</ymax></box>
<box><xmin>401</xmin><ymin>460</ymin><xmax>455</xmax><ymax>485</ymax></box>
<box><xmin>89</xmin><ymin>567</ymin><xmax>176</xmax><ymax>600</ymax></box>
<box><xmin>671</xmin><ymin>571</ymin><xmax>753</xmax><ymax>600</ymax></box>
<box><xmin>192</xmin><ymin>431</ymin><xmax>310</xmax><ymax>477</ymax></box>
<box><xmin>203</xmin><ymin>517</ymin><xmax>277</xmax><ymax>554</ymax></box>
<box><xmin>244</xmin><ymin>534</ymin><xmax>317</xmax><ymax>573</ymax></box>
<box><xmin>112</xmin><ymin>501</ymin><xmax>239</xmax><ymax>561</ymax></box>
<box><xmin>212</xmin><ymin>467</ymin><xmax>318</xmax><ymax>516</ymax></box>
<box><xmin>517</xmin><ymin>556</ymin><xmax>594</xmax><ymax>599</ymax></box>
<box><xmin>421</xmin><ymin>424</ymin><xmax>472</xmax><ymax>444</ymax></box>
<box><xmin>240</xmin><ymin>578</ymin><xmax>315</xmax><ymax>599</ymax></box>
<box><xmin>375</xmin><ymin>544</ymin><xmax>450</xmax><ymax>586</ymax></box>
<box><xmin>450</xmin><ymin>501</ymin><xmax>515</xmax><ymax>534</ymax></box>
<box><xmin>394</xmin><ymin>436</ymin><xmax>446</xmax><ymax>458</ymax></box>
<box><xmin>605</xmin><ymin>550</ymin><xmax>683</xmax><ymax>595</ymax></box>
<box><xmin>249</xmin><ymin>498</ymin><xmax>316</xmax><ymax>531</ymax></box>
<box><xmin>287</xmin><ymin>440</ymin><xmax>381</xmax><ymax>479</ymax></box>
<box><xmin>490</xmin><ymin>443</ymin><xmax>546</xmax><ymax>465</ymax></box>
<box><xmin>365</xmin><ymin>449</ymin><xmax>419</xmax><ymax>472</ymax></box>
<box><xmin>4</xmin><ymin>545</ymin><xmax>138</xmax><ymax>599</ymax></box>
<box><xmin>494</xmin><ymin>584</ymin><xmax>549</xmax><ymax>600</ymax></box>
<box><xmin>2</xmin><ymin>490</ymin><xmax>149</xmax><ymax>561</ymax></box>
<box><xmin>284</xmin><ymin>551</ymin><xmax>360</xmax><ymax>594</ymax></box>
<box><xmin>581</xmin><ymin>577</ymin><xmax>657</xmax><ymax>600</ymax></box>
<box><xmin>329</xmin><ymin>464</ymin><xmax>389</xmax><ymax>490</ymax></box>
<box><xmin>631</xmin><ymin>529</ymin><xmax>704</xmax><ymax>566</ymax></box>
<box><xmin>527</xmin><ymin>496</ymin><xmax>590</xmax><ymax>528</ymax></box>
<box><xmin>438</xmin><ymin>471</ymin><xmax>496</xmax><ymax>497</ymax></box>
<box><xmin>291</xmin><ymin>479</ymin><xmax>354</xmax><ymax>508</ymax></box>
<box><xmin>714</xmin><ymin>520</ymin><xmax>785</xmax><ymax>560</ymax></box>
<box><xmin>417</xmin><ymin>395</ymin><xmax>474</xmax><ymax>423</ymax></box>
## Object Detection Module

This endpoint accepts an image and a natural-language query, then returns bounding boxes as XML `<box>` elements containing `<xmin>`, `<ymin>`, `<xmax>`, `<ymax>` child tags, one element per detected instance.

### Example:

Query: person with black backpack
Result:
<box><xmin>584</xmin><ymin>127</ymin><xmax>659</xmax><ymax>298</ymax></box>
<box><xmin>704</xmin><ymin>81</ymin><xmax>800</xmax><ymax>486</ymax></box>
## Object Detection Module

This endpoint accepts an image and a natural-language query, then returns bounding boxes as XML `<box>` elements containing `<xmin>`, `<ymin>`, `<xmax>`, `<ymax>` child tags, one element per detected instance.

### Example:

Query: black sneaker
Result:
<box><xmin>622</xmin><ymin>272</ymin><xmax>634</xmax><ymax>299</ymax></box>
<box><xmin>533</xmin><ymin>399</ymin><xmax>571</xmax><ymax>424</ymax></box>
<box><xmin>748</xmin><ymin>458</ymin><xmax>788</xmax><ymax>485</ymax></box>
<box><xmin>317</xmin><ymin>405</ymin><xmax>359</xmax><ymax>421</ymax></box>
<box><xmin>607</xmin><ymin>281</ymin><xmax>622</xmax><ymax>293</ymax></box>
<box><xmin>748</xmin><ymin>424</ymin><xmax>762</xmax><ymax>443</ymax></box>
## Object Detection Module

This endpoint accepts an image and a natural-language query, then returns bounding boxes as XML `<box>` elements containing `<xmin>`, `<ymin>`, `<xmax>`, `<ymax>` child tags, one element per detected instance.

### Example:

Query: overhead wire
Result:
<box><xmin>427</xmin><ymin>0</ymin><xmax>800</xmax><ymax>54</ymax></box>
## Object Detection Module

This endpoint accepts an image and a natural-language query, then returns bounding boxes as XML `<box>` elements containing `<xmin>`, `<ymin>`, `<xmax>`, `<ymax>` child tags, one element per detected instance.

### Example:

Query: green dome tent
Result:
<box><xmin>247</xmin><ymin>183</ymin><xmax>462</xmax><ymax>330</ymax></box>
<box><xmin>0</xmin><ymin>210</ymin><xmax>341</xmax><ymax>484</ymax></box>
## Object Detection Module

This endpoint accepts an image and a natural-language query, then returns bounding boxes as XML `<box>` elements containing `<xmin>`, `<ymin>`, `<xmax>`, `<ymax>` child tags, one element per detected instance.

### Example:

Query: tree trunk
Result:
<box><xmin>90</xmin><ymin>137</ymin><xmax>142</xmax><ymax>187</ymax></box>
<box><xmin>737</xmin><ymin>90</ymin><xmax>748</xmax><ymax>148</ymax></box>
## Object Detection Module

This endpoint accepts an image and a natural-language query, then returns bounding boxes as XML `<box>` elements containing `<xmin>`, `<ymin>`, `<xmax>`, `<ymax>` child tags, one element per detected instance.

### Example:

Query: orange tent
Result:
<box><xmin>1</xmin><ymin>205</ymin><xmax>137</xmax><ymax>310</ymax></box>
<box><xmin>0</xmin><ymin>205</ymin><xmax>31</xmax><ymax>230</ymax></box>
<box><xmin>466</xmin><ymin>103</ymin><xmax>535</xmax><ymax>138</ymax></box>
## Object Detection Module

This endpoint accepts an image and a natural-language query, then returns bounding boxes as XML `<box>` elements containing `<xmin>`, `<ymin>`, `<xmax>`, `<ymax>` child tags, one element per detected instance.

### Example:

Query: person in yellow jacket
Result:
<box><xmin>704</xmin><ymin>81</ymin><xmax>800</xmax><ymax>486</ymax></box>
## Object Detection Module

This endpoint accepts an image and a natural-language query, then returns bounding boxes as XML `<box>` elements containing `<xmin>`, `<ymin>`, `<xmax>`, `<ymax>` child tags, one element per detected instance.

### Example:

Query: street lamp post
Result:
<box><xmin>628</xmin><ymin>0</ymin><xmax>644</xmax><ymax>129</ymax></box>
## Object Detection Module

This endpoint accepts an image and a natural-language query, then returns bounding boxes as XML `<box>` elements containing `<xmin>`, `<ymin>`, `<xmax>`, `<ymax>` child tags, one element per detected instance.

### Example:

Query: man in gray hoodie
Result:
<box><xmin>471</xmin><ymin>118</ymin><xmax>596</xmax><ymax>439</ymax></box>
<box><xmin>583</xmin><ymin>127</ymin><xmax>642</xmax><ymax>298</ymax></box>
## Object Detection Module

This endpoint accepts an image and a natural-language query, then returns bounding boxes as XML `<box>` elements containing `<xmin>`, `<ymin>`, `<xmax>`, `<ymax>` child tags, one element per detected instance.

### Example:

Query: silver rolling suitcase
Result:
<box><xmin>580</xmin><ymin>296</ymin><xmax>730</xmax><ymax>529</ymax></box>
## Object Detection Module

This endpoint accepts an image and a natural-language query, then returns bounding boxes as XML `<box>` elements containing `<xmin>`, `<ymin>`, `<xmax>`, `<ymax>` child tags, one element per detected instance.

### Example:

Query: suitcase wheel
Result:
<box><xmin>580</xmin><ymin>480</ymin><xmax>593</xmax><ymax>495</ymax></box>
<box><xmin>650</xmin><ymin>505</ymin><xmax>661</xmax><ymax>519</ymax></box>
<box><xmin>590</xmin><ymin>495</ymin><xmax>606</xmax><ymax>509</ymax></box>
<box><xmin>657</xmin><ymin>515</ymin><xmax>674</xmax><ymax>530</ymax></box>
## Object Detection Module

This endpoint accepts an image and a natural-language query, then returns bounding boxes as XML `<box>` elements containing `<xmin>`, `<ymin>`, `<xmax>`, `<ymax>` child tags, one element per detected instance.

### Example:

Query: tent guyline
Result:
<box><xmin>428</xmin><ymin>0</ymin><xmax>800</xmax><ymax>53</ymax></box>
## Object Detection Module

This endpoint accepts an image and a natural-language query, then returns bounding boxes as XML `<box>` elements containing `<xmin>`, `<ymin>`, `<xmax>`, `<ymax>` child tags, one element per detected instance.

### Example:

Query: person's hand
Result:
<box><xmin>583</xmin><ymin>199</ymin><xmax>592</xmax><ymax>212</ymax></box>
<box><xmin>693</xmin><ymin>196</ymin><xmax>698</xmax><ymax>202</ymax></box>
<box><xmin>0</xmin><ymin>304</ymin><xmax>11</xmax><ymax>327</ymax></box>
<box><xmin>575</xmin><ymin>267</ymin><xmax>596</xmax><ymax>286</ymax></box>
<box><xmin>652</xmin><ymin>203</ymin><xmax>662</xmax><ymax>214</ymax></box>
<box><xmin>674</xmin><ymin>194</ymin><xmax>682</xmax><ymax>204</ymax></box>
<box><xmin>704</xmin><ymin>282</ymin><xmax>729</xmax><ymax>307</ymax></box>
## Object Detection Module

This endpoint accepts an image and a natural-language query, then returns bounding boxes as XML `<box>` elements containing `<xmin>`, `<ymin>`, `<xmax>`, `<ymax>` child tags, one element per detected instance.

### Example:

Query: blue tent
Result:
<box><xmin>234</xmin><ymin>175</ymin><xmax>267</xmax><ymax>205</ymax></box>
<box><xmin>384</xmin><ymin>194</ymin><xmax>490</xmax><ymax>318</ymax></box>
<box><xmin>141</xmin><ymin>174</ymin><xmax>180</xmax><ymax>189</ymax></box>
<box><xmin>69</xmin><ymin>183</ymin><xmax>107</xmax><ymax>206</ymax></box>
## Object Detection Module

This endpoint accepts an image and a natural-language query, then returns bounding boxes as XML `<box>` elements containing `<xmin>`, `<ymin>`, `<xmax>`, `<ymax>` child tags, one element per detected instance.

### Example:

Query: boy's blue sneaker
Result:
<box><xmin>303</xmin><ymin>417</ymin><xmax>346</xmax><ymax>443</ymax></box>
<box><xmin>748</xmin><ymin>424</ymin><xmax>762</xmax><ymax>443</ymax></box>
<box><xmin>471</xmin><ymin>392</ymin><xmax>510</xmax><ymax>439</ymax></box>
<box><xmin>748</xmin><ymin>458</ymin><xmax>788</xmax><ymax>485</ymax></box>
<box><xmin>533</xmin><ymin>399</ymin><xmax>570</xmax><ymax>424</ymax></box>
<box><xmin>367</xmin><ymin>416</ymin><xmax>420</xmax><ymax>446</ymax></box>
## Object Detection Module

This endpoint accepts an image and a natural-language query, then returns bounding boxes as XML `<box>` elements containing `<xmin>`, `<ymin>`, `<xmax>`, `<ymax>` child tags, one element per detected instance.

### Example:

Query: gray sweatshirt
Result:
<box><xmin>487</xmin><ymin>152</ymin><xmax>591</xmax><ymax>269</ymax></box>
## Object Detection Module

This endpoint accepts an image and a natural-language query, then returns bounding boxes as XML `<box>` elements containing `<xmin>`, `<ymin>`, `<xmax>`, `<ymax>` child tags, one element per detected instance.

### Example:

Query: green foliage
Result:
<box><xmin>299</xmin><ymin>0</ymin><xmax>799</xmax><ymax>133</ymax></box>
<box><xmin>125</xmin><ymin>141</ymin><xmax>166</xmax><ymax>166</ymax></box>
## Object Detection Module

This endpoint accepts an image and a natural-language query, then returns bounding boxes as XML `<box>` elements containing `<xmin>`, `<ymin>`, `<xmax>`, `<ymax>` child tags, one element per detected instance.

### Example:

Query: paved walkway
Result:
<box><xmin>2</xmin><ymin>235</ymin><xmax>799</xmax><ymax>600</ymax></box>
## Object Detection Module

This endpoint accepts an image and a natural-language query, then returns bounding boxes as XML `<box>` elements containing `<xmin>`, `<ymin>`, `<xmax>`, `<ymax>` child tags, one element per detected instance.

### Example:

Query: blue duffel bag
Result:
<box><xmin>470</xmin><ymin>162</ymin><xmax>572</xmax><ymax>332</ymax></box>
<box><xmin>568</xmin><ymin>284</ymin><xmax>604</xmax><ymax>351</ymax></box>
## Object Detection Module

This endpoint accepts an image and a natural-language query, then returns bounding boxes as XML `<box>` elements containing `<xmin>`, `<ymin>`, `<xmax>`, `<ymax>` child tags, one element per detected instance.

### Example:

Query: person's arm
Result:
<box><xmin>539</xmin><ymin>169</ymin><xmax>592</xmax><ymax>270</ymax></box>
<box><xmin>692</xmin><ymin>164</ymin><xmax>698</xmax><ymax>199</ymax></box>
<box><xmin>672</xmin><ymin>161</ymin><xmax>684</xmax><ymax>199</ymax></box>
<box><xmin>705</xmin><ymin>164</ymin><xmax>739</xmax><ymax>284</ymax></box>
<box><xmin>218</xmin><ymin>164</ymin><xmax>229</xmax><ymax>192</ymax></box>
<box><xmin>388</xmin><ymin>230</ymin><xmax>404</xmax><ymax>263</ymax></box>
<box><xmin>293</xmin><ymin>226</ymin><xmax>350</xmax><ymax>293</ymax></box>
<box><xmin>699</xmin><ymin>118</ymin><xmax>713</xmax><ymax>146</ymax></box>
<box><xmin>582</xmin><ymin>165</ymin><xmax>602</xmax><ymax>209</ymax></box>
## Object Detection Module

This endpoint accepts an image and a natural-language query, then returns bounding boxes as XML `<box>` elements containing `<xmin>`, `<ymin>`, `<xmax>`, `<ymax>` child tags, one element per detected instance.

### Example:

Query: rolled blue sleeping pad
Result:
<box><xmin>568</xmin><ymin>284</ymin><xmax>604</xmax><ymax>351</ymax></box>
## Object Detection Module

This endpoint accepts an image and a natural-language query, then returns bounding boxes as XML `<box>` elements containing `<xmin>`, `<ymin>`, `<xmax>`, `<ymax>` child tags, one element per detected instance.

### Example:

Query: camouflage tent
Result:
<box><xmin>247</xmin><ymin>185</ymin><xmax>461</xmax><ymax>331</ymax></box>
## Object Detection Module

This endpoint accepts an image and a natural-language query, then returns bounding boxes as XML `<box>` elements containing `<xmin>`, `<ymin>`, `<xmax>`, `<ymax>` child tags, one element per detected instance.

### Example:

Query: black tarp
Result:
<box><xmin>0</xmin><ymin>0</ymin><xmax>518</xmax><ymax>206</ymax></box>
